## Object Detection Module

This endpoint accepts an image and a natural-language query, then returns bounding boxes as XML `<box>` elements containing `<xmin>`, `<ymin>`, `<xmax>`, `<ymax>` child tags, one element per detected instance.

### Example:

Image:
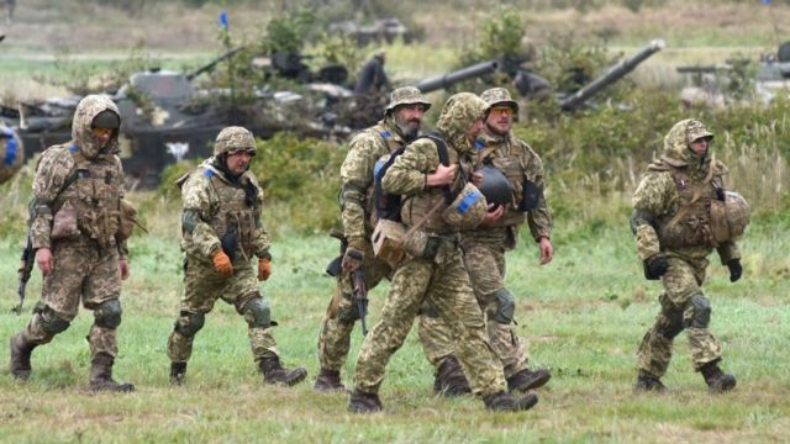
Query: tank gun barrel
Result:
<box><xmin>186</xmin><ymin>48</ymin><xmax>242</xmax><ymax>81</ymax></box>
<box><xmin>560</xmin><ymin>39</ymin><xmax>665</xmax><ymax>112</ymax></box>
<box><xmin>415</xmin><ymin>60</ymin><xmax>500</xmax><ymax>94</ymax></box>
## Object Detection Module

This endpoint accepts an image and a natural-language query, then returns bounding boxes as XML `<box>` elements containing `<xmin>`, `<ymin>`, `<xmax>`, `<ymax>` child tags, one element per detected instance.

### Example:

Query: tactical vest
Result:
<box><xmin>203</xmin><ymin>169</ymin><xmax>260</xmax><ymax>260</ymax></box>
<box><xmin>479</xmin><ymin>138</ymin><xmax>533</xmax><ymax>228</ymax></box>
<box><xmin>52</xmin><ymin>145</ymin><xmax>123</xmax><ymax>249</ymax></box>
<box><xmin>655</xmin><ymin>162</ymin><xmax>727</xmax><ymax>249</ymax></box>
<box><xmin>399</xmin><ymin>143</ymin><xmax>474</xmax><ymax>233</ymax></box>
<box><xmin>365</xmin><ymin>128</ymin><xmax>406</xmax><ymax>230</ymax></box>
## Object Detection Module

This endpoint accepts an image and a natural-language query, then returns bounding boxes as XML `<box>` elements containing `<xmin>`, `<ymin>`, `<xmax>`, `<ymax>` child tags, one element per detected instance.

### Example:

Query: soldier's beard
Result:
<box><xmin>395</xmin><ymin>116</ymin><xmax>421</xmax><ymax>141</ymax></box>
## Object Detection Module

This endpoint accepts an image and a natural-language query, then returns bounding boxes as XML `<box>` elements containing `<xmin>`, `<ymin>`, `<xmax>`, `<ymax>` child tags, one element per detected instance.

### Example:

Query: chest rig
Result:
<box><xmin>656</xmin><ymin>162</ymin><xmax>726</xmax><ymax>249</ymax></box>
<box><xmin>204</xmin><ymin>169</ymin><xmax>259</xmax><ymax>261</ymax></box>
<box><xmin>54</xmin><ymin>145</ymin><xmax>123</xmax><ymax>250</ymax></box>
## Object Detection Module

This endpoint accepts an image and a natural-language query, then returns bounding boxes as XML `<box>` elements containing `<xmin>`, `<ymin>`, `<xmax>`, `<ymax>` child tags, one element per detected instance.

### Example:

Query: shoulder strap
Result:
<box><xmin>416</xmin><ymin>133</ymin><xmax>454</xmax><ymax>203</ymax></box>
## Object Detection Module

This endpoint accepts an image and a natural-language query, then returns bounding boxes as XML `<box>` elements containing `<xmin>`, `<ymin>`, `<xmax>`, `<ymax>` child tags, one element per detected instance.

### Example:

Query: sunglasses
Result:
<box><xmin>91</xmin><ymin>127</ymin><xmax>115</xmax><ymax>138</ymax></box>
<box><xmin>489</xmin><ymin>106</ymin><xmax>514</xmax><ymax>117</ymax></box>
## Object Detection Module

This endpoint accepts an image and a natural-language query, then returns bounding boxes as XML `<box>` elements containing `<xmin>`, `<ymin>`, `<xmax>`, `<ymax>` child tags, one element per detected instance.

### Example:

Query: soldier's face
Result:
<box><xmin>467</xmin><ymin>117</ymin><xmax>485</xmax><ymax>141</ymax></box>
<box><xmin>486</xmin><ymin>106</ymin><xmax>514</xmax><ymax>135</ymax></box>
<box><xmin>689</xmin><ymin>137</ymin><xmax>709</xmax><ymax>155</ymax></box>
<box><xmin>225</xmin><ymin>150</ymin><xmax>254</xmax><ymax>175</ymax></box>
<box><xmin>394</xmin><ymin>104</ymin><xmax>425</xmax><ymax>138</ymax></box>
<box><xmin>91</xmin><ymin>127</ymin><xmax>114</xmax><ymax>148</ymax></box>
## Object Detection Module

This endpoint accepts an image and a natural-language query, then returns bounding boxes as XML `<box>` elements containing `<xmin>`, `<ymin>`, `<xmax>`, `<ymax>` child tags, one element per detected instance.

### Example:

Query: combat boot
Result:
<box><xmin>507</xmin><ymin>368</ymin><xmax>551</xmax><ymax>392</ymax></box>
<box><xmin>313</xmin><ymin>367</ymin><xmax>345</xmax><ymax>392</ymax></box>
<box><xmin>634</xmin><ymin>371</ymin><xmax>667</xmax><ymax>393</ymax></box>
<box><xmin>9</xmin><ymin>333</ymin><xmax>37</xmax><ymax>380</ymax></box>
<box><xmin>433</xmin><ymin>356</ymin><xmax>472</xmax><ymax>397</ymax></box>
<box><xmin>701</xmin><ymin>360</ymin><xmax>736</xmax><ymax>393</ymax></box>
<box><xmin>259</xmin><ymin>355</ymin><xmax>308</xmax><ymax>386</ymax></box>
<box><xmin>170</xmin><ymin>362</ymin><xmax>187</xmax><ymax>386</ymax></box>
<box><xmin>89</xmin><ymin>353</ymin><xmax>135</xmax><ymax>392</ymax></box>
<box><xmin>348</xmin><ymin>389</ymin><xmax>383</xmax><ymax>414</ymax></box>
<box><xmin>483</xmin><ymin>391</ymin><xmax>539</xmax><ymax>412</ymax></box>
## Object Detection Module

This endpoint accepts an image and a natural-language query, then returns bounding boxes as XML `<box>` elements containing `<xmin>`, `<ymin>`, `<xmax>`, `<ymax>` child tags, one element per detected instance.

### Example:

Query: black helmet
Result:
<box><xmin>476</xmin><ymin>164</ymin><xmax>514</xmax><ymax>206</ymax></box>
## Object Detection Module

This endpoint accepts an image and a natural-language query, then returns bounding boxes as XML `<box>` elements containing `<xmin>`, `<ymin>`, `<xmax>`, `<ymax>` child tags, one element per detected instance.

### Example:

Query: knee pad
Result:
<box><xmin>94</xmin><ymin>300</ymin><xmax>122</xmax><ymax>329</ymax></box>
<box><xmin>35</xmin><ymin>304</ymin><xmax>70</xmax><ymax>334</ymax></box>
<box><xmin>685</xmin><ymin>292</ymin><xmax>712</xmax><ymax>329</ymax></box>
<box><xmin>242</xmin><ymin>297</ymin><xmax>271</xmax><ymax>329</ymax></box>
<box><xmin>491</xmin><ymin>288</ymin><xmax>515</xmax><ymax>324</ymax></box>
<box><xmin>174</xmin><ymin>311</ymin><xmax>205</xmax><ymax>337</ymax></box>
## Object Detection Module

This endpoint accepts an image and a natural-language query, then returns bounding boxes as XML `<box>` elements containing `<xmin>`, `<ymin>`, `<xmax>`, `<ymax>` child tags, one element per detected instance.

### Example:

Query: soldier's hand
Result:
<box><xmin>258</xmin><ymin>258</ymin><xmax>272</xmax><ymax>281</ymax></box>
<box><xmin>538</xmin><ymin>237</ymin><xmax>554</xmax><ymax>265</ymax></box>
<box><xmin>118</xmin><ymin>258</ymin><xmax>130</xmax><ymax>281</ymax></box>
<box><xmin>472</xmin><ymin>171</ymin><xmax>484</xmax><ymax>188</ymax></box>
<box><xmin>213</xmin><ymin>250</ymin><xmax>233</xmax><ymax>276</ymax></box>
<box><xmin>427</xmin><ymin>164</ymin><xmax>457</xmax><ymax>187</ymax></box>
<box><xmin>35</xmin><ymin>248</ymin><xmax>53</xmax><ymax>276</ymax></box>
<box><xmin>342</xmin><ymin>247</ymin><xmax>365</xmax><ymax>272</ymax></box>
<box><xmin>727</xmin><ymin>259</ymin><xmax>742</xmax><ymax>282</ymax></box>
<box><xmin>482</xmin><ymin>203</ymin><xmax>504</xmax><ymax>226</ymax></box>
<box><xmin>645</xmin><ymin>254</ymin><xmax>669</xmax><ymax>280</ymax></box>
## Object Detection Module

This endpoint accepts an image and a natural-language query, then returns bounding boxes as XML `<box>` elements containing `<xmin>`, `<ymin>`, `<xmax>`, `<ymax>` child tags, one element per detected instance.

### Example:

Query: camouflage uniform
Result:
<box><xmin>632</xmin><ymin>119</ymin><xmax>741</xmax><ymax>391</ymax></box>
<box><xmin>167</xmin><ymin>126</ymin><xmax>306</xmax><ymax>386</ymax></box>
<box><xmin>9</xmin><ymin>95</ymin><xmax>133</xmax><ymax>391</ymax></box>
<box><xmin>317</xmin><ymin>87</ymin><xmax>453</xmax><ymax>390</ymax></box>
<box><xmin>420</xmin><ymin>88</ymin><xmax>552</xmax><ymax>391</ymax></box>
<box><xmin>350</xmin><ymin>93</ymin><xmax>538</xmax><ymax>413</ymax></box>
<box><xmin>0</xmin><ymin>123</ymin><xmax>23</xmax><ymax>184</ymax></box>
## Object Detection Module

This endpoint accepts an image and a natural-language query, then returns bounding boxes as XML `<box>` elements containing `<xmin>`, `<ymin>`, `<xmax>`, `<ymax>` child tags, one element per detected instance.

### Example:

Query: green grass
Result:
<box><xmin>1</xmin><ymin>212</ymin><xmax>788</xmax><ymax>442</ymax></box>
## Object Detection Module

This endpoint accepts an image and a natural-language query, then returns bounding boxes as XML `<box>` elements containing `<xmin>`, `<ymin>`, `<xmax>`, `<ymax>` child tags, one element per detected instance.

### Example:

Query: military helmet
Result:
<box><xmin>481</xmin><ymin>87</ymin><xmax>519</xmax><ymax>114</ymax></box>
<box><xmin>92</xmin><ymin>109</ymin><xmax>121</xmax><ymax>129</ymax></box>
<box><xmin>686</xmin><ymin>120</ymin><xmax>714</xmax><ymax>144</ymax></box>
<box><xmin>476</xmin><ymin>164</ymin><xmax>514</xmax><ymax>206</ymax></box>
<box><xmin>385</xmin><ymin>86</ymin><xmax>431</xmax><ymax>114</ymax></box>
<box><xmin>442</xmin><ymin>183</ymin><xmax>488</xmax><ymax>230</ymax></box>
<box><xmin>214</xmin><ymin>126</ymin><xmax>256</xmax><ymax>156</ymax></box>
<box><xmin>724</xmin><ymin>191</ymin><xmax>750</xmax><ymax>238</ymax></box>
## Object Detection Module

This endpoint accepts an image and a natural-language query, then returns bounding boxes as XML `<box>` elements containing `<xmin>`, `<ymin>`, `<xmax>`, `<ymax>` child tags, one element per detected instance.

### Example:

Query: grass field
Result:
<box><xmin>1</xmin><ymin>204</ymin><xmax>788</xmax><ymax>442</ymax></box>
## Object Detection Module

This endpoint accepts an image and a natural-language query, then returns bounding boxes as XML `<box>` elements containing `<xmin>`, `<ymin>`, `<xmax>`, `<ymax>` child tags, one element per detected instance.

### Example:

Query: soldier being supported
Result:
<box><xmin>632</xmin><ymin>119</ymin><xmax>749</xmax><ymax>393</ymax></box>
<box><xmin>167</xmin><ymin>126</ymin><xmax>307</xmax><ymax>387</ymax></box>
<box><xmin>9</xmin><ymin>95</ymin><xmax>135</xmax><ymax>392</ymax></box>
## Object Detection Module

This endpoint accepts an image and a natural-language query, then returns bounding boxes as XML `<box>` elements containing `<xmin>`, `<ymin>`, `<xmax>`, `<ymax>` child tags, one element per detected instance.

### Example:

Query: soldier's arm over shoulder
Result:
<box><xmin>339</xmin><ymin>133</ymin><xmax>379</xmax><ymax>242</ymax></box>
<box><xmin>181</xmin><ymin>172</ymin><xmax>221</xmax><ymax>259</ymax></box>
<box><xmin>382</xmin><ymin>139</ymin><xmax>438</xmax><ymax>196</ymax></box>
<box><xmin>631</xmin><ymin>171</ymin><xmax>674</xmax><ymax>260</ymax></box>
<box><xmin>29</xmin><ymin>147</ymin><xmax>75</xmax><ymax>250</ymax></box>
<box><xmin>248</xmin><ymin>175</ymin><xmax>271</xmax><ymax>259</ymax></box>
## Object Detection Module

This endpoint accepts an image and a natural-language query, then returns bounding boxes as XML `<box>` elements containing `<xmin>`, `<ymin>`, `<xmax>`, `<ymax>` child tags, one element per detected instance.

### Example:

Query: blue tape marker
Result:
<box><xmin>457</xmin><ymin>190</ymin><xmax>481</xmax><ymax>214</ymax></box>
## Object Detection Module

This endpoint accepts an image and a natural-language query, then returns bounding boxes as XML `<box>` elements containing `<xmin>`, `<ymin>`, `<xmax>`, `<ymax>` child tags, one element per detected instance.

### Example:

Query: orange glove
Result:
<box><xmin>258</xmin><ymin>258</ymin><xmax>272</xmax><ymax>281</ymax></box>
<box><xmin>213</xmin><ymin>250</ymin><xmax>233</xmax><ymax>276</ymax></box>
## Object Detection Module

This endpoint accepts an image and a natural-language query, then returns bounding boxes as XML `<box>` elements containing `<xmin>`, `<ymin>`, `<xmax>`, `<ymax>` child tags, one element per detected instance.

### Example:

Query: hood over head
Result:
<box><xmin>662</xmin><ymin>119</ymin><xmax>714</xmax><ymax>163</ymax></box>
<box><xmin>435</xmin><ymin>92</ymin><xmax>489</xmax><ymax>155</ymax></box>
<box><xmin>71</xmin><ymin>95</ymin><xmax>121</xmax><ymax>159</ymax></box>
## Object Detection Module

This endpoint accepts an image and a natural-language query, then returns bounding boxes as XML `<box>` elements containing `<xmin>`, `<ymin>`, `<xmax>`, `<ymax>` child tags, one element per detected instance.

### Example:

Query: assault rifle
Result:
<box><xmin>349</xmin><ymin>252</ymin><xmax>369</xmax><ymax>336</ymax></box>
<box><xmin>15</xmin><ymin>235</ymin><xmax>34</xmax><ymax>315</ymax></box>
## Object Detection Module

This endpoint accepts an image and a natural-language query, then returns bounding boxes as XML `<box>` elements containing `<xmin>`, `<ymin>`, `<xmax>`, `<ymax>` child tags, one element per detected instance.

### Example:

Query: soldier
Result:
<box><xmin>9</xmin><ymin>95</ymin><xmax>134</xmax><ymax>392</ymax></box>
<box><xmin>354</xmin><ymin>51</ymin><xmax>390</xmax><ymax>95</ymax></box>
<box><xmin>349</xmin><ymin>92</ymin><xmax>539</xmax><ymax>414</ymax></box>
<box><xmin>0</xmin><ymin>122</ymin><xmax>23</xmax><ymax>184</ymax></box>
<box><xmin>632</xmin><ymin>119</ymin><xmax>746</xmax><ymax>393</ymax></box>
<box><xmin>167</xmin><ymin>126</ymin><xmax>307</xmax><ymax>387</ymax></box>
<box><xmin>316</xmin><ymin>86</ymin><xmax>463</xmax><ymax>392</ymax></box>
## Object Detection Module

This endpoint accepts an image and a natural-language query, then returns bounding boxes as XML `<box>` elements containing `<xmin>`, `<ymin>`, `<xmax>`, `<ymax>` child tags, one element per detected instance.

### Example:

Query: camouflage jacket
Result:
<box><xmin>632</xmin><ymin>121</ymin><xmax>739</xmax><ymax>264</ymax></box>
<box><xmin>339</xmin><ymin>118</ymin><xmax>407</xmax><ymax>244</ymax></box>
<box><xmin>29</xmin><ymin>95</ymin><xmax>127</xmax><ymax>256</ymax></box>
<box><xmin>382</xmin><ymin>93</ymin><xmax>486</xmax><ymax>234</ymax></box>
<box><xmin>468</xmin><ymin>130</ymin><xmax>552</xmax><ymax>245</ymax></box>
<box><xmin>180</xmin><ymin>158</ymin><xmax>270</xmax><ymax>263</ymax></box>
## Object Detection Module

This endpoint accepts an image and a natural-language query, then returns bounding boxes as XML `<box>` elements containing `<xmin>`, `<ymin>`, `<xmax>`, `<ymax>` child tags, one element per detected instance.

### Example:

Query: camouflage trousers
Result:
<box><xmin>317</xmin><ymin>244</ymin><xmax>391</xmax><ymax>372</ymax></box>
<box><xmin>638</xmin><ymin>255</ymin><xmax>722</xmax><ymax>377</ymax></box>
<box><xmin>354</xmin><ymin>249</ymin><xmax>506</xmax><ymax>398</ymax></box>
<box><xmin>419</xmin><ymin>235</ymin><xmax>529</xmax><ymax>378</ymax></box>
<box><xmin>22</xmin><ymin>238</ymin><xmax>122</xmax><ymax>358</ymax></box>
<box><xmin>167</xmin><ymin>257</ymin><xmax>277</xmax><ymax>364</ymax></box>
<box><xmin>317</xmin><ymin>244</ymin><xmax>455</xmax><ymax>373</ymax></box>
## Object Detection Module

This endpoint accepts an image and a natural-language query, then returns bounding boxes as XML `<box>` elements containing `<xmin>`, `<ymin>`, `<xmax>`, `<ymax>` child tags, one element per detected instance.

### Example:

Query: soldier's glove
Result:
<box><xmin>258</xmin><ymin>258</ymin><xmax>272</xmax><ymax>281</ymax></box>
<box><xmin>213</xmin><ymin>250</ymin><xmax>233</xmax><ymax>277</ymax></box>
<box><xmin>727</xmin><ymin>259</ymin><xmax>742</xmax><ymax>283</ymax></box>
<box><xmin>342</xmin><ymin>240</ymin><xmax>367</xmax><ymax>273</ymax></box>
<box><xmin>644</xmin><ymin>254</ymin><xmax>669</xmax><ymax>280</ymax></box>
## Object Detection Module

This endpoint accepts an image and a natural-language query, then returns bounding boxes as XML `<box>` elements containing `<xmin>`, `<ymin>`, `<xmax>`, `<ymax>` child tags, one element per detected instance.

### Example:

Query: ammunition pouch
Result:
<box><xmin>221</xmin><ymin>224</ymin><xmax>238</xmax><ymax>262</ymax></box>
<box><xmin>372</xmin><ymin>219</ymin><xmax>406</xmax><ymax>268</ymax></box>
<box><xmin>441</xmin><ymin>183</ymin><xmax>487</xmax><ymax>230</ymax></box>
<box><xmin>51</xmin><ymin>201</ymin><xmax>80</xmax><ymax>240</ymax></box>
<box><xmin>404</xmin><ymin>230</ymin><xmax>458</xmax><ymax>262</ymax></box>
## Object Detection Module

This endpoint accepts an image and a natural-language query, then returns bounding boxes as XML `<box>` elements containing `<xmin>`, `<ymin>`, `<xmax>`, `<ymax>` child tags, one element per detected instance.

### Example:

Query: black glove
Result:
<box><xmin>644</xmin><ymin>254</ymin><xmax>669</xmax><ymax>280</ymax></box>
<box><xmin>727</xmin><ymin>259</ymin><xmax>742</xmax><ymax>282</ymax></box>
